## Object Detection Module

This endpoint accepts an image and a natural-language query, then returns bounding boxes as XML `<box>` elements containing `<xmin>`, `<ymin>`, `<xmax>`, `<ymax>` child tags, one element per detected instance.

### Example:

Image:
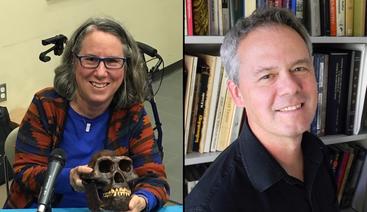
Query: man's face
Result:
<box><xmin>228</xmin><ymin>25</ymin><xmax>317</xmax><ymax>141</ymax></box>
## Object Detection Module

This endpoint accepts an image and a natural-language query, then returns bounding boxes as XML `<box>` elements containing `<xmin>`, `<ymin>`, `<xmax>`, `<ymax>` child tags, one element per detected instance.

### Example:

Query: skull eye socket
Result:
<box><xmin>98</xmin><ymin>159</ymin><xmax>114</xmax><ymax>173</ymax></box>
<box><xmin>119</xmin><ymin>160</ymin><xmax>132</xmax><ymax>172</ymax></box>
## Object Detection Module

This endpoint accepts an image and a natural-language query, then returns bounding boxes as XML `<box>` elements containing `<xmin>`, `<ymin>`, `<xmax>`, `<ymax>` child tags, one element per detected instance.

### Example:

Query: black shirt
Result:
<box><xmin>185</xmin><ymin>121</ymin><xmax>340</xmax><ymax>212</ymax></box>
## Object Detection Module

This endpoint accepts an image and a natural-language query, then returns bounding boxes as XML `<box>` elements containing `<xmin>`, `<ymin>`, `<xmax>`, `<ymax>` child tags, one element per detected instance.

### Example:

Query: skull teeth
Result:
<box><xmin>103</xmin><ymin>187</ymin><xmax>131</xmax><ymax>198</ymax></box>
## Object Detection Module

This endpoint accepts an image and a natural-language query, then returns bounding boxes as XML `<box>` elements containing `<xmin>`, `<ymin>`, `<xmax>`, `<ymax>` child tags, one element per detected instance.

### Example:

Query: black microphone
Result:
<box><xmin>37</xmin><ymin>148</ymin><xmax>66</xmax><ymax>212</ymax></box>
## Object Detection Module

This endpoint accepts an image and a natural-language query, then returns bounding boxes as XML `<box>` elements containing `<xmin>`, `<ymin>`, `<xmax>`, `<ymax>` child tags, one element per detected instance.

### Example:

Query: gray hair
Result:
<box><xmin>54</xmin><ymin>17</ymin><xmax>147</xmax><ymax>108</ymax></box>
<box><xmin>220</xmin><ymin>7</ymin><xmax>312</xmax><ymax>85</ymax></box>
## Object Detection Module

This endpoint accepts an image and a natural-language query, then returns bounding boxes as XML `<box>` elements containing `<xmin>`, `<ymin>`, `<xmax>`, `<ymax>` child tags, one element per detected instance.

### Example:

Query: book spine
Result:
<box><xmin>345</xmin><ymin>51</ymin><xmax>361</xmax><ymax>135</ymax></box>
<box><xmin>216</xmin><ymin>90</ymin><xmax>235</xmax><ymax>151</ymax></box>
<box><xmin>211</xmin><ymin>69</ymin><xmax>228</xmax><ymax>152</ymax></box>
<box><xmin>353</xmin><ymin>0</ymin><xmax>366</xmax><ymax>36</ymax></box>
<box><xmin>325</xmin><ymin>53</ymin><xmax>350</xmax><ymax>135</ymax></box>
<box><xmin>222</xmin><ymin>0</ymin><xmax>230</xmax><ymax>35</ymax></box>
<box><xmin>336</xmin><ymin>0</ymin><xmax>346</xmax><ymax>36</ymax></box>
<box><xmin>229</xmin><ymin>0</ymin><xmax>244</xmax><ymax>27</ymax></box>
<box><xmin>295</xmin><ymin>0</ymin><xmax>305</xmax><ymax>24</ymax></box>
<box><xmin>208</xmin><ymin>0</ymin><xmax>219</xmax><ymax>35</ymax></box>
<box><xmin>187</xmin><ymin>73</ymin><xmax>202</xmax><ymax>153</ymax></box>
<box><xmin>320</xmin><ymin>0</ymin><xmax>330</xmax><ymax>36</ymax></box>
<box><xmin>320</xmin><ymin>54</ymin><xmax>328</xmax><ymax>136</ymax></box>
<box><xmin>186</xmin><ymin>0</ymin><xmax>194</xmax><ymax>35</ymax></box>
<box><xmin>193</xmin><ymin>0</ymin><xmax>209</xmax><ymax>35</ymax></box>
<box><xmin>330</xmin><ymin>0</ymin><xmax>337</xmax><ymax>36</ymax></box>
<box><xmin>340</xmin><ymin>146</ymin><xmax>367</xmax><ymax>208</ymax></box>
<box><xmin>203</xmin><ymin>57</ymin><xmax>222</xmax><ymax>153</ymax></box>
<box><xmin>345</xmin><ymin>0</ymin><xmax>354</xmax><ymax>36</ymax></box>
<box><xmin>193</xmin><ymin>65</ymin><xmax>210</xmax><ymax>152</ymax></box>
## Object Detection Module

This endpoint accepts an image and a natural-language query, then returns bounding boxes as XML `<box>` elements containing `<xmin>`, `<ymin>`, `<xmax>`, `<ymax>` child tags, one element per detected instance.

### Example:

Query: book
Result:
<box><xmin>184</xmin><ymin>55</ymin><xmax>198</xmax><ymax>154</ymax></box>
<box><xmin>360</xmin><ymin>90</ymin><xmax>367</xmax><ymax>134</ymax></box>
<box><xmin>211</xmin><ymin>67</ymin><xmax>227</xmax><ymax>152</ymax></box>
<box><xmin>193</xmin><ymin>0</ymin><xmax>209</xmax><ymax>35</ymax></box>
<box><xmin>319</xmin><ymin>54</ymin><xmax>329</xmax><ymax>136</ymax></box>
<box><xmin>320</xmin><ymin>0</ymin><xmax>330</xmax><ymax>35</ymax></box>
<box><xmin>332</xmin><ymin>145</ymin><xmax>351</xmax><ymax>195</ymax></box>
<box><xmin>217</xmin><ymin>0</ymin><xmax>224</xmax><ymax>35</ymax></box>
<box><xmin>353</xmin><ymin>0</ymin><xmax>366</xmax><ymax>36</ymax></box>
<box><xmin>227</xmin><ymin>106</ymin><xmax>244</xmax><ymax>144</ymax></box>
<box><xmin>244</xmin><ymin>0</ymin><xmax>256</xmax><ymax>17</ymax></box>
<box><xmin>337</xmin><ymin>144</ymin><xmax>355</xmax><ymax>203</ymax></box>
<box><xmin>208</xmin><ymin>0</ymin><xmax>219</xmax><ymax>35</ymax></box>
<box><xmin>200</xmin><ymin>55</ymin><xmax>222</xmax><ymax>152</ymax></box>
<box><xmin>229</xmin><ymin>0</ymin><xmax>244</xmax><ymax>27</ymax></box>
<box><xmin>198</xmin><ymin>54</ymin><xmax>222</xmax><ymax>153</ymax></box>
<box><xmin>295</xmin><ymin>0</ymin><xmax>305</xmax><ymax>24</ymax></box>
<box><xmin>311</xmin><ymin>53</ymin><xmax>328</xmax><ymax>136</ymax></box>
<box><xmin>333</xmin><ymin>43</ymin><xmax>366</xmax><ymax>135</ymax></box>
<box><xmin>345</xmin><ymin>50</ymin><xmax>362</xmax><ymax>135</ymax></box>
<box><xmin>305</xmin><ymin>0</ymin><xmax>321</xmax><ymax>36</ymax></box>
<box><xmin>187</xmin><ymin>72</ymin><xmax>200</xmax><ymax>153</ymax></box>
<box><xmin>216</xmin><ymin>89</ymin><xmax>236</xmax><ymax>151</ymax></box>
<box><xmin>191</xmin><ymin>61</ymin><xmax>210</xmax><ymax>152</ymax></box>
<box><xmin>336</xmin><ymin>0</ymin><xmax>345</xmax><ymax>36</ymax></box>
<box><xmin>330</xmin><ymin>0</ymin><xmax>337</xmax><ymax>36</ymax></box>
<box><xmin>324</xmin><ymin>51</ymin><xmax>351</xmax><ymax>135</ymax></box>
<box><xmin>222</xmin><ymin>0</ymin><xmax>230</xmax><ymax>35</ymax></box>
<box><xmin>352</xmin><ymin>143</ymin><xmax>367</xmax><ymax>211</ymax></box>
<box><xmin>186</xmin><ymin>0</ymin><xmax>194</xmax><ymax>36</ymax></box>
<box><xmin>345</xmin><ymin>0</ymin><xmax>354</xmax><ymax>36</ymax></box>
<box><xmin>340</xmin><ymin>145</ymin><xmax>367</xmax><ymax>208</ymax></box>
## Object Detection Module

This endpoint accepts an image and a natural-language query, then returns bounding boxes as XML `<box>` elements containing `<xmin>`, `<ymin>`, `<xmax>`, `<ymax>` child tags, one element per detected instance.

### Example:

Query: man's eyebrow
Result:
<box><xmin>292</xmin><ymin>58</ymin><xmax>312</xmax><ymax>66</ymax></box>
<box><xmin>254</xmin><ymin>58</ymin><xmax>312</xmax><ymax>73</ymax></box>
<box><xmin>253</xmin><ymin>66</ymin><xmax>277</xmax><ymax>75</ymax></box>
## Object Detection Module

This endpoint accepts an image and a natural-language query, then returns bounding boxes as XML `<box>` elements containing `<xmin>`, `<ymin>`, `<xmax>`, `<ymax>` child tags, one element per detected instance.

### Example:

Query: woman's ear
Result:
<box><xmin>227</xmin><ymin>80</ymin><xmax>245</xmax><ymax>107</ymax></box>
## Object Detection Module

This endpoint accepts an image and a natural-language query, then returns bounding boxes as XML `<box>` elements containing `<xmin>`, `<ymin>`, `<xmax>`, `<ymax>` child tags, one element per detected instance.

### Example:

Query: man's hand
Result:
<box><xmin>128</xmin><ymin>195</ymin><xmax>147</xmax><ymax>212</ymax></box>
<box><xmin>69</xmin><ymin>165</ymin><xmax>93</xmax><ymax>192</ymax></box>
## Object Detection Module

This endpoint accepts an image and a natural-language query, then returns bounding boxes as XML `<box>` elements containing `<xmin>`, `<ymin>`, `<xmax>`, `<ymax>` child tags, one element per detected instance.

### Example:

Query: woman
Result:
<box><xmin>4</xmin><ymin>17</ymin><xmax>169</xmax><ymax>211</ymax></box>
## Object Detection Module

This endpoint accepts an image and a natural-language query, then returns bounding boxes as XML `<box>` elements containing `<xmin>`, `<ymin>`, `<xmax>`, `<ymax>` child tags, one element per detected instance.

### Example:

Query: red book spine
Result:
<box><xmin>186</xmin><ymin>0</ymin><xmax>194</xmax><ymax>36</ymax></box>
<box><xmin>329</xmin><ymin>0</ymin><xmax>337</xmax><ymax>36</ymax></box>
<box><xmin>274</xmin><ymin>0</ymin><xmax>283</xmax><ymax>7</ymax></box>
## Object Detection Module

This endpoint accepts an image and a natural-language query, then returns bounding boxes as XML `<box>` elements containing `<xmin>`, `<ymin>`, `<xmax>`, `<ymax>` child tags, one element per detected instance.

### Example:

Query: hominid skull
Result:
<box><xmin>81</xmin><ymin>150</ymin><xmax>138</xmax><ymax>211</ymax></box>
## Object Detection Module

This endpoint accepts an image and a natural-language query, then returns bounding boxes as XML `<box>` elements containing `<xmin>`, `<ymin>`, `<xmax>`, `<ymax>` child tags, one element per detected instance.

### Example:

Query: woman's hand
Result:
<box><xmin>128</xmin><ymin>195</ymin><xmax>147</xmax><ymax>212</ymax></box>
<box><xmin>69</xmin><ymin>165</ymin><xmax>93</xmax><ymax>192</ymax></box>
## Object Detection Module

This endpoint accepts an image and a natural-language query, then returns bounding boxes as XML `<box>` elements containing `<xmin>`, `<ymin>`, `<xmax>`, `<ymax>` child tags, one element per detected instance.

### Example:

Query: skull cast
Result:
<box><xmin>81</xmin><ymin>150</ymin><xmax>138</xmax><ymax>211</ymax></box>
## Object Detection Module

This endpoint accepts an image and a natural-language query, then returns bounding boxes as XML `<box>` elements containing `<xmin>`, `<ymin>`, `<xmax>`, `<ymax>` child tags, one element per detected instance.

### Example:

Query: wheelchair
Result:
<box><xmin>38</xmin><ymin>34</ymin><xmax>164</xmax><ymax>159</ymax></box>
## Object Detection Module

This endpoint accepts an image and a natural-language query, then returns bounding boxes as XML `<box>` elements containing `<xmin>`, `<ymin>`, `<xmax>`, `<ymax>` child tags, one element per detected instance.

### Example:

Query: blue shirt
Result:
<box><xmin>55</xmin><ymin>106</ymin><xmax>109</xmax><ymax>207</ymax></box>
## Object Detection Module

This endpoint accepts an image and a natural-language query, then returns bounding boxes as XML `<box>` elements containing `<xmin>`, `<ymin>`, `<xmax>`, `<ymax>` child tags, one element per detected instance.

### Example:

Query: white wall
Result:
<box><xmin>0</xmin><ymin>0</ymin><xmax>182</xmax><ymax>122</ymax></box>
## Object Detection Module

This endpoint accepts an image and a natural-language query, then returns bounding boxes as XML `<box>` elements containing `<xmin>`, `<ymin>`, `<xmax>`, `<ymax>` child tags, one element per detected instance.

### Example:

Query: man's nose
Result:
<box><xmin>277</xmin><ymin>72</ymin><xmax>301</xmax><ymax>96</ymax></box>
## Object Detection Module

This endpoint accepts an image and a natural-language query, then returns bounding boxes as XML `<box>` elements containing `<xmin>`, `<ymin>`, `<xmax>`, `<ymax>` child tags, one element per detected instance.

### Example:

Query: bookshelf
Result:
<box><xmin>184</xmin><ymin>1</ymin><xmax>367</xmax><ymax>210</ymax></box>
<box><xmin>185</xmin><ymin>34</ymin><xmax>367</xmax><ymax>211</ymax></box>
<box><xmin>185</xmin><ymin>35</ymin><xmax>367</xmax><ymax>166</ymax></box>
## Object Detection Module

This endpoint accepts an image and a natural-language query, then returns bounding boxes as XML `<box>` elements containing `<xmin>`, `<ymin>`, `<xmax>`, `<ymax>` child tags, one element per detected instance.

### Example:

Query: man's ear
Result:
<box><xmin>227</xmin><ymin>80</ymin><xmax>245</xmax><ymax>107</ymax></box>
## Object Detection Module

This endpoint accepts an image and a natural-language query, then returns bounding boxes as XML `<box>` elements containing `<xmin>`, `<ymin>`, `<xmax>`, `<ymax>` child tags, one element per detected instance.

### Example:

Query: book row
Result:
<box><xmin>184</xmin><ymin>0</ymin><xmax>367</xmax><ymax>37</ymax></box>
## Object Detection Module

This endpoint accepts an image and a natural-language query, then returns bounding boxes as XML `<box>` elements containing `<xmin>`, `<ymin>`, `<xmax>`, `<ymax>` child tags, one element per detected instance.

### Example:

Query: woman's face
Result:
<box><xmin>73</xmin><ymin>30</ymin><xmax>125</xmax><ymax>110</ymax></box>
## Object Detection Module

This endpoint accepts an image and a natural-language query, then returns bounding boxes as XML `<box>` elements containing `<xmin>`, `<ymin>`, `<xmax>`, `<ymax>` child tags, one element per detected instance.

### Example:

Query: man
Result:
<box><xmin>185</xmin><ymin>8</ymin><xmax>339</xmax><ymax>212</ymax></box>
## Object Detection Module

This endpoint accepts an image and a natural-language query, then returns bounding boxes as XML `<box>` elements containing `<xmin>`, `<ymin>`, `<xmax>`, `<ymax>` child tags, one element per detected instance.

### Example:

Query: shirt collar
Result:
<box><xmin>238</xmin><ymin>119</ymin><xmax>324</xmax><ymax>192</ymax></box>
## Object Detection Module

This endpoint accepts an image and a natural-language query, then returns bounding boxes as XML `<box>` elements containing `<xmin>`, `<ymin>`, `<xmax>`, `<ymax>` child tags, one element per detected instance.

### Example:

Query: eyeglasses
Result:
<box><xmin>74</xmin><ymin>53</ymin><xmax>127</xmax><ymax>69</ymax></box>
